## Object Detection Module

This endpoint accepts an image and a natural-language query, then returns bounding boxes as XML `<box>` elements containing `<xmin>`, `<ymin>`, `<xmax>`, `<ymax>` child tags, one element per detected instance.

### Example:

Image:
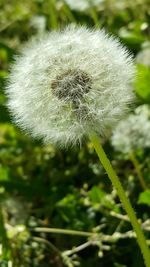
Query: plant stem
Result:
<box><xmin>90</xmin><ymin>8</ymin><xmax>100</xmax><ymax>28</ymax></box>
<box><xmin>63</xmin><ymin>241</ymin><xmax>92</xmax><ymax>256</ymax></box>
<box><xmin>89</xmin><ymin>133</ymin><xmax>150</xmax><ymax>267</ymax></box>
<box><xmin>0</xmin><ymin>207</ymin><xmax>12</xmax><ymax>261</ymax></box>
<box><xmin>33</xmin><ymin>227</ymin><xmax>93</xmax><ymax>237</ymax></box>
<box><xmin>49</xmin><ymin>0</ymin><xmax>59</xmax><ymax>29</ymax></box>
<box><xmin>32</xmin><ymin>236</ymin><xmax>61</xmax><ymax>254</ymax></box>
<box><xmin>130</xmin><ymin>151</ymin><xmax>147</xmax><ymax>190</ymax></box>
<box><xmin>62</xmin><ymin>3</ymin><xmax>77</xmax><ymax>23</ymax></box>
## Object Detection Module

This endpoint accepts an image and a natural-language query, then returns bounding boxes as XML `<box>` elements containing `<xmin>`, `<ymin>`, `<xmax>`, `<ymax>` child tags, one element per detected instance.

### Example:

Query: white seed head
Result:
<box><xmin>136</xmin><ymin>47</ymin><xmax>150</xmax><ymax>67</ymax></box>
<box><xmin>6</xmin><ymin>26</ymin><xmax>135</xmax><ymax>147</ymax></box>
<box><xmin>64</xmin><ymin>0</ymin><xmax>103</xmax><ymax>11</ymax></box>
<box><xmin>111</xmin><ymin>105</ymin><xmax>150</xmax><ymax>155</ymax></box>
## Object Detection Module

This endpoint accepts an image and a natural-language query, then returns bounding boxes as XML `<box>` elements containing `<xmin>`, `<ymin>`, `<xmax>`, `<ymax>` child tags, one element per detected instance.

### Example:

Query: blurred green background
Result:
<box><xmin>1</xmin><ymin>0</ymin><xmax>150</xmax><ymax>266</ymax></box>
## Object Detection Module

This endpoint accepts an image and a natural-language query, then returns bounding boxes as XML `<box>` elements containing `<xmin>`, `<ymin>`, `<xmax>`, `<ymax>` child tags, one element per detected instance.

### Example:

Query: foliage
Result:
<box><xmin>0</xmin><ymin>0</ymin><xmax>150</xmax><ymax>267</ymax></box>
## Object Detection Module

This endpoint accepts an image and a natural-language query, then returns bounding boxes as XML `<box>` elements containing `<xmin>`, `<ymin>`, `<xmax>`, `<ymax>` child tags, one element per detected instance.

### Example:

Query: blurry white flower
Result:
<box><xmin>6</xmin><ymin>26</ymin><xmax>135</xmax><ymax>147</ymax></box>
<box><xmin>30</xmin><ymin>15</ymin><xmax>46</xmax><ymax>34</ymax></box>
<box><xmin>111</xmin><ymin>105</ymin><xmax>150</xmax><ymax>155</ymax></box>
<box><xmin>64</xmin><ymin>0</ymin><xmax>103</xmax><ymax>11</ymax></box>
<box><xmin>136</xmin><ymin>47</ymin><xmax>150</xmax><ymax>67</ymax></box>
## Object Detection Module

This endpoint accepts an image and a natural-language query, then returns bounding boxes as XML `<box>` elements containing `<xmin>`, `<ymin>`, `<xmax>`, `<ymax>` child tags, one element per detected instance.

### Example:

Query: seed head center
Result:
<box><xmin>51</xmin><ymin>69</ymin><xmax>91</xmax><ymax>103</ymax></box>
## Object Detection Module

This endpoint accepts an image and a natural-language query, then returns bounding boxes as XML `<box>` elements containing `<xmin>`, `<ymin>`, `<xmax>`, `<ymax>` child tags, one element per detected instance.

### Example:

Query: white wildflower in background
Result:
<box><xmin>64</xmin><ymin>0</ymin><xmax>103</xmax><ymax>11</ymax></box>
<box><xmin>111</xmin><ymin>105</ymin><xmax>150</xmax><ymax>155</ymax></box>
<box><xmin>6</xmin><ymin>26</ymin><xmax>135</xmax><ymax>147</ymax></box>
<box><xmin>136</xmin><ymin>47</ymin><xmax>150</xmax><ymax>67</ymax></box>
<box><xmin>30</xmin><ymin>15</ymin><xmax>46</xmax><ymax>34</ymax></box>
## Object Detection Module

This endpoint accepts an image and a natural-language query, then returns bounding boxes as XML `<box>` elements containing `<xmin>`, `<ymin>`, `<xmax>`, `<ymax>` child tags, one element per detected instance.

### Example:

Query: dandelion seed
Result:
<box><xmin>6</xmin><ymin>26</ymin><xmax>135</xmax><ymax>147</ymax></box>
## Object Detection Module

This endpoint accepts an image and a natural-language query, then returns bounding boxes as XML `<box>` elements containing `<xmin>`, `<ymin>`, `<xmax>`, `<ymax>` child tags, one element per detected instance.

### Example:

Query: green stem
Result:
<box><xmin>33</xmin><ymin>227</ymin><xmax>93</xmax><ymax>237</ymax></box>
<box><xmin>89</xmin><ymin>133</ymin><xmax>150</xmax><ymax>267</ymax></box>
<box><xmin>49</xmin><ymin>0</ymin><xmax>59</xmax><ymax>29</ymax></box>
<box><xmin>32</xmin><ymin>236</ymin><xmax>61</xmax><ymax>254</ymax></box>
<box><xmin>62</xmin><ymin>3</ymin><xmax>77</xmax><ymax>23</ymax></box>
<box><xmin>130</xmin><ymin>151</ymin><xmax>147</xmax><ymax>191</ymax></box>
<box><xmin>0</xmin><ymin>207</ymin><xmax>12</xmax><ymax>261</ymax></box>
<box><xmin>90</xmin><ymin>8</ymin><xmax>100</xmax><ymax>28</ymax></box>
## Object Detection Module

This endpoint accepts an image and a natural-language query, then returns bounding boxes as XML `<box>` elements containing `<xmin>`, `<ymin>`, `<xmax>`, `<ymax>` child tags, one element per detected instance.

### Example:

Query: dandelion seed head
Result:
<box><xmin>136</xmin><ymin>46</ymin><xmax>150</xmax><ymax>67</ymax></box>
<box><xmin>6</xmin><ymin>26</ymin><xmax>135</xmax><ymax>147</ymax></box>
<box><xmin>51</xmin><ymin>69</ymin><xmax>91</xmax><ymax>102</ymax></box>
<box><xmin>111</xmin><ymin>105</ymin><xmax>150</xmax><ymax>155</ymax></box>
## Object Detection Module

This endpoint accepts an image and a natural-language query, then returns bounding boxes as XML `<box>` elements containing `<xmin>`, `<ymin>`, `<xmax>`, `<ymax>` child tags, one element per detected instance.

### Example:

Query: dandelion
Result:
<box><xmin>6</xmin><ymin>26</ymin><xmax>150</xmax><ymax>266</ymax></box>
<box><xmin>6</xmin><ymin>26</ymin><xmax>134</xmax><ymax>147</ymax></box>
<box><xmin>136</xmin><ymin>46</ymin><xmax>150</xmax><ymax>67</ymax></box>
<box><xmin>111</xmin><ymin>105</ymin><xmax>150</xmax><ymax>155</ymax></box>
<box><xmin>111</xmin><ymin>105</ymin><xmax>150</xmax><ymax>190</ymax></box>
